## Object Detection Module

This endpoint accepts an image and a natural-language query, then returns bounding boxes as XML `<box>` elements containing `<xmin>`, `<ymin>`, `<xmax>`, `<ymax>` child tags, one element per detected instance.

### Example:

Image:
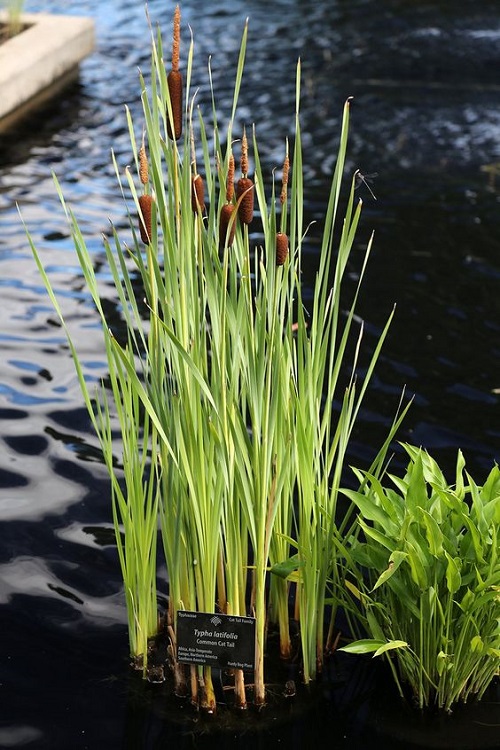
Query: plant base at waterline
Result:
<box><xmin>361</xmin><ymin>661</ymin><xmax>500</xmax><ymax>750</ymax></box>
<box><xmin>116</xmin><ymin>645</ymin><xmax>500</xmax><ymax>749</ymax></box>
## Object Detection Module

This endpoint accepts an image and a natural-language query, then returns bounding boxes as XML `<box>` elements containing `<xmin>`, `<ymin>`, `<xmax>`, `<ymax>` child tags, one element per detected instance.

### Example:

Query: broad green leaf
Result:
<box><xmin>436</xmin><ymin>650</ymin><xmax>451</xmax><ymax>676</ymax></box>
<box><xmin>358</xmin><ymin>518</ymin><xmax>397</xmax><ymax>553</ymax></box>
<box><xmin>345</xmin><ymin>579</ymin><xmax>364</xmax><ymax>601</ymax></box>
<box><xmin>372</xmin><ymin>550</ymin><xmax>407</xmax><ymax>591</ymax></box>
<box><xmin>458</xmin><ymin>587</ymin><xmax>475</xmax><ymax>612</ymax></box>
<box><xmin>419</xmin><ymin>508</ymin><xmax>444</xmax><ymax>557</ymax></box>
<box><xmin>341</xmin><ymin>488</ymin><xmax>395</xmax><ymax>530</ymax></box>
<box><xmin>405</xmin><ymin>533</ymin><xmax>431</xmax><ymax>589</ymax></box>
<box><xmin>461</xmin><ymin>514</ymin><xmax>485</xmax><ymax>564</ymax></box>
<box><xmin>338</xmin><ymin>639</ymin><xmax>387</xmax><ymax>654</ymax></box>
<box><xmin>481</xmin><ymin>465</ymin><xmax>500</xmax><ymax>504</ymax></box>
<box><xmin>455</xmin><ymin>449</ymin><xmax>466</xmax><ymax>498</ymax></box>
<box><xmin>470</xmin><ymin>635</ymin><xmax>484</xmax><ymax>653</ymax></box>
<box><xmin>366</xmin><ymin>607</ymin><xmax>387</xmax><ymax>641</ymax></box>
<box><xmin>365</xmin><ymin>473</ymin><xmax>405</xmax><ymax>524</ymax></box>
<box><xmin>420</xmin><ymin>448</ymin><xmax>447</xmax><ymax>488</ymax></box>
<box><xmin>483</xmin><ymin>495</ymin><xmax>500</xmax><ymax>527</ymax></box>
<box><xmin>405</xmin><ymin>451</ymin><xmax>429</xmax><ymax>514</ymax></box>
<box><xmin>444</xmin><ymin>552</ymin><xmax>462</xmax><ymax>594</ymax></box>
<box><xmin>373</xmin><ymin>640</ymin><xmax>408</xmax><ymax>657</ymax></box>
<box><xmin>270</xmin><ymin>554</ymin><xmax>303</xmax><ymax>580</ymax></box>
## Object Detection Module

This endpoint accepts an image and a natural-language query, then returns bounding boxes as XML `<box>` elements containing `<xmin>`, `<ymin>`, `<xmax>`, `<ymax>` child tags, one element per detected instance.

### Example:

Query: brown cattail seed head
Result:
<box><xmin>280</xmin><ymin>154</ymin><xmax>290</xmax><ymax>205</ymax></box>
<box><xmin>276</xmin><ymin>232</ymin><xmax>289</xmax><ymax>266</ymax></box>
<box><xmin>167</xmin><ymin>69</ymin><xmax>183</xmax><ymax>140</ymax></box>
<box><xmin>138</xmin><ymin>194</ymin><xmax>153</xmax><ymax>244</ymax></box>
<box><xmin>236</xmin><ymin>176</ymin><xmax>254</xmax><ymax>225</ymax></box>
<box><xmin>139</xmin><ymin>144</ymin><xmax>149</xmax><ymax>185</ymax></box>
<box><xmin>226</xmin><ymin>153</ymin><xmax>235</xmax><ymax>203</ymax></box>
<box><xmin>219</xmin><ymin>203</ymin><xmax>236</xmax><ymax>249</ymax></box>
<box><xmin>191</xmin><ymin>173</ymin><xmax>205</xmax><ymax>214</ymax></box>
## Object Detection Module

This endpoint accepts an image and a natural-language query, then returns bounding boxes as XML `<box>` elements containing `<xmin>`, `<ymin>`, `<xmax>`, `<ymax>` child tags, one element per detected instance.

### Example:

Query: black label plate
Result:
<box><xmin>176</xmin><ymin>610</ymin><xmax>256</xmax><ymax>671</ymax></box>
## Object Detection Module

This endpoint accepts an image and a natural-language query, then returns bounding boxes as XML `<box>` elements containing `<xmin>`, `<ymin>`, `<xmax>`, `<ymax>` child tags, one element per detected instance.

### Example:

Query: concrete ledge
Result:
<box><xmin>0</xmin><ymin>12</ymin><xmax>95</xmax><ymax>130</ymax></box>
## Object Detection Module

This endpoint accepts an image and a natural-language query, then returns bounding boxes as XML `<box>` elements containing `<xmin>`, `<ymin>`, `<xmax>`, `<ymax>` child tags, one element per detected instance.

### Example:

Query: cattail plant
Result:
<box><xmin>276</xmin><ymin>147</ymin><xmax>290</xmax><ymax>266</ymax></box>
<box><xmin>191</xmin><ymin>173</ymin><xmax>205</xmax><ymax>214</ymax></box>
<box><xmin>219</xmin><ymin>153</ymin><xmax>236</xmax><ymax>249</ymax></box>
<box><xmin>138</xmin><ymin>194</ymin><xmax>153</xmax><ymax>244</ymax></box>
<box><xmin>139</xmin><ymin>137</ymin><xmax>149</xmax><ymax>185</ymax></box>
<box><xmin>236</xmin><ymin>127</ymin><xmax>254</xmax><ymax>225</ymax></box>
<box><xmin>267</xmin><ymin>143</ymin><xmax>293</xmax><ymax>660</ymax></box>
<box><xmin>275</xmin><ymin>232</ymin><xmax>289</xmax><ymax>266</ymax></box>
<box><xmin>189</xmin><ymin>107</ymin><xmax>206</xmax><ymax>215</ymax></box>
<box><xmin>166</xmin><ymin>4</ymin><xmax>183</xmax><ymax>140</ymax></box>
<box><xmin>137</xmin><ymin>137</ymin><xmax>153</xmax><ymax>243</ymax></box>
<box><xmin>28</xmin><ymin>5</ymin><xmax>407</xmax><ymax>715</ymax></box>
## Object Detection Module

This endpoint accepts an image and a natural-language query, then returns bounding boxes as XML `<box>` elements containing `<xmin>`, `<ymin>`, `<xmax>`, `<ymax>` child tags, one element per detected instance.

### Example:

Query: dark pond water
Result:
<box><xmin>1</xmin><ymin>1</ymin><xmax>499</xmax><ymax>748</ymax></box>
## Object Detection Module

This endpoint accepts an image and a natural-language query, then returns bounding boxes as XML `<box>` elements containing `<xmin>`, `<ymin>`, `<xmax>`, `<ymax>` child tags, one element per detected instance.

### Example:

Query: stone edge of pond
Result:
<box><xmin>0</xmin><ymin>12</ymin><xmax>95</xmax><ymax>132</ymax></box>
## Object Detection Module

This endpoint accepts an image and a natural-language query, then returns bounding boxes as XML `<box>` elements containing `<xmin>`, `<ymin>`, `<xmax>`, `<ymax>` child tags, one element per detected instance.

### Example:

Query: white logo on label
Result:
<box><xmin>210</xmin><ymin>615</ymin><xmax>222</xmax><ymax>626</ymax></box>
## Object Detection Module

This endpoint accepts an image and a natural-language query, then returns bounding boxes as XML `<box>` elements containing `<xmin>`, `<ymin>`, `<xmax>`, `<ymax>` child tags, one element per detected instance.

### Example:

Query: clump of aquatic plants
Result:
<box><xmin>340</xmin><ymin>444</ymin><xmax>500</xmax><ymax>712</ymax></box>
<box><xmin>29</xmin><ymin>4</ymin><xmax>401</xmax><ymax>712</ymax></box>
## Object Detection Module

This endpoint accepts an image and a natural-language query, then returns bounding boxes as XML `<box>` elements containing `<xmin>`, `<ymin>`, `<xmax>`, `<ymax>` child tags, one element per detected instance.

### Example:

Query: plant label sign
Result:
<box><xmin>176</xmin><ymin>610</ymin><xmax>256</xmax><ymax>671</ymax></box>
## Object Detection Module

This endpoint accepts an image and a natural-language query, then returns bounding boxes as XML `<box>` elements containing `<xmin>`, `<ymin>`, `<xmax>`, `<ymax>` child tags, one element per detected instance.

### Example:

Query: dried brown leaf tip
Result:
<box><xmin>191</xmin><ymin>173</ymin><xmax>205</xmax><ymax>214</ymax></box>
<box><xmin>138</xmin><ymin>194</ymin><xmax>153</xmax><ymax>244</ymax></box>
<box><xmin>276</xmin><ymin>232</ymin><xmax>289</xmax><ymax>266</ymax></box>
<box><xmin>139</xmin><ymin>138</ymin><xmax>149</xmax><ymax>185</ymax></box>
<box><xmin>167</xmin><ymin>5</ymin><xmax>183</xmax><ymax>140</ymax></box>
<box><xmin>236</xmin><ymin>127</ymin><xmax>254</xmax><ymax>225</ymax></box>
